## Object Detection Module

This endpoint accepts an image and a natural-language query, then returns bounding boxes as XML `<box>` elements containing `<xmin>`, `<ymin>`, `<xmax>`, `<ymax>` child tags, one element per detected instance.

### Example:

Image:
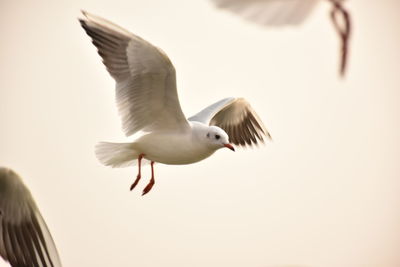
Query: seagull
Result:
<box><xmin>79</xmin><ymin>11</ymin><xmax>271</xmax><ymax>195</ymax></box>
<box><xmin>0</xmin><ymin>167</ymin><xmax>62</xmax><ymax>267</ymax></box>
<box><xmin>210</xmin><ymin>0</ymin><xmax>351</xmax><ymax>77</ymax></box>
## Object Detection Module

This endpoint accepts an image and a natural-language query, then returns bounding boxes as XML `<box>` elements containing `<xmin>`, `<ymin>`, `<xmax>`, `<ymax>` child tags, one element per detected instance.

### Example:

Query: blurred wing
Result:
<box><xmin>189</xmin><ymin>98</ymin><xmax>271</xmax><ymax>147</ymax></box>
<box><xmin>79</xmin><ymin>11</ymin><xmax>189</xmax><ymax>136</ymax></box>
<box><xmin>0</xmin><ymin>168</ymin><xmax>62</xmax><ymax>267</ymax></box>
<box><xmin>211</xmin><ymin>0</ymin><xmax>319</xmax><ymax>26</ymax></box>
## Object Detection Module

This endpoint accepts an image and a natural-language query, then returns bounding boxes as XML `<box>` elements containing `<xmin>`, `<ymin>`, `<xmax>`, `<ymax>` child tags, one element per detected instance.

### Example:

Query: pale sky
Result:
<box><xmin>1</xmin><ymin>0</ymin><xmax>400</xmax><ymax>266</ymax></box>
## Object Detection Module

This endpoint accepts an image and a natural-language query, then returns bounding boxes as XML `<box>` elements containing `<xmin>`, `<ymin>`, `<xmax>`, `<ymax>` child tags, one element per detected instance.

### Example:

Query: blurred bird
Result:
<box><xmin>79</xmin><ymin>11</ymin><xmax>271</xmax><ymax>195</ymax></box>
<box><xmin>0</xmin><ymin>167</ymin><xmax>62</xmax><ymax>267</ymax></box>
<box><xmin>211</xmin><ymin>0</ymin><xmax>351</xmax><ymax>76</ymax></box>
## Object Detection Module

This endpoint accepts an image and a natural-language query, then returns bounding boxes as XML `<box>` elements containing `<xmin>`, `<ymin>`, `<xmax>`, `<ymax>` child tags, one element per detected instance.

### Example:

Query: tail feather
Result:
<box><xmin>95</xmin><ymin>142</ymin><xmax>142</xmax><ymax>168</ymax></box>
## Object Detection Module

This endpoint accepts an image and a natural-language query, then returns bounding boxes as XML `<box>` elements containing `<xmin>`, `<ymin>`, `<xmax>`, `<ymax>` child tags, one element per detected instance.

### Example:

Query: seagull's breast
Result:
<box><xmin>135</xmin><ymin>131</ymin><xmax>215</xmax><ymax>165</ymax></box>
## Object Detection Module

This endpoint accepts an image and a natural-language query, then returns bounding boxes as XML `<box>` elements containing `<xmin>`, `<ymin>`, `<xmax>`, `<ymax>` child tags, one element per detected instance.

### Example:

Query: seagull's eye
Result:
<box><xmin>206</xmin><ymin>133</ymin><xmax>210</xmax><ymax>138</ymax></box>
<box><xmin>215</xmin><ymin>134</ymin><xmax>220</xmax><ymax>140</ymax></box>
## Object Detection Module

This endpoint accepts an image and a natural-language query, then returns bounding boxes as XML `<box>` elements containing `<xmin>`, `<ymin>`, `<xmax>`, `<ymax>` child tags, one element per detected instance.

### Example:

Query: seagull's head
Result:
<box><xmin>205</xmin><ymin>126</ymin><xmax>235</xmax><ymax>152</ymax></box>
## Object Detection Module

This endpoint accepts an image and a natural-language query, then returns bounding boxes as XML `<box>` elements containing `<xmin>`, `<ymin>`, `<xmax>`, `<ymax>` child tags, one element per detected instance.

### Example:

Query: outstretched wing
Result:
<box><xmin>0</xmin><ymin>167</ymin><xmax>62</xmax><ymax>267</ymax></box>
<box><xmin>189</xmin><ymin>98</ymin><xmax>271</xmax><ymax>147</ymax></box>
<box><xmin>79</xmin><ymin>11</ymin><xmax>189</xmax><ymax>136</ymax></box>
<box><xmin>211</xmin><ymin>0</ymin><xmax>319</xmax><ymax>26</ymax></box>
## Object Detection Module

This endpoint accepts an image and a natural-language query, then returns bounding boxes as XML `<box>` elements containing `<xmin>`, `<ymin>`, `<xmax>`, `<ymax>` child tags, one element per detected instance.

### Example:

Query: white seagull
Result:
<box><xmin>79</xmin><ymin>11</ymin><xmax>271</xmax><ymax>195</ymax></box>
<box><xmin>210</xmin><ymin>0</ymin><xmax>351</xmax><ymax>76</ymax></box>
<box><xmin>0</xmin><ymin>167</ymin><xmax>62</xmax><ymax>267</ymax></box>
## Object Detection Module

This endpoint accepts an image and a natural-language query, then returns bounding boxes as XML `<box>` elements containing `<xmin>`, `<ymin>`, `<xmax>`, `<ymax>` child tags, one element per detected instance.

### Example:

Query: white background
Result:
<box><xmin>1</xmin><ymin>0</ymin><xmax>400</xmax><ymax>266</ymax></box>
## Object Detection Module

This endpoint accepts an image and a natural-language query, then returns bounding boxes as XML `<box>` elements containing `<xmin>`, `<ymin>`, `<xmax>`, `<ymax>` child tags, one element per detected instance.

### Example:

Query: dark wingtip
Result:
<box><xmin>78</xmin><ymin>17</ymin><xmax>89</xmax><ymax>31</ymax></box>
<box><xmin>266</xmin><ymin>131</ymin><xmax>272</xmax><ymax>141</ymax></box>
<box><xmin>78</xmin><ymin>18</ymin><xmax>85</xmax><ymax>26</ymax></box>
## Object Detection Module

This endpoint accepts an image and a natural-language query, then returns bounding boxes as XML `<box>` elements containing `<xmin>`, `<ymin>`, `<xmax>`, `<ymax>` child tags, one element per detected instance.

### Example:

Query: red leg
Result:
<box><xmin>329</xmin><ymin>0</ymin><xmax>351</xmax><ymax>76</ymax></box>
<box><xmin>130</xmin><ymin>154</ymin><xmax>145</xmax><ymax>191</ymax></box>
<box><xmin>142</xmin><ymin>161</ymin><xmax>155</xmax><ymax>196</ymax></box>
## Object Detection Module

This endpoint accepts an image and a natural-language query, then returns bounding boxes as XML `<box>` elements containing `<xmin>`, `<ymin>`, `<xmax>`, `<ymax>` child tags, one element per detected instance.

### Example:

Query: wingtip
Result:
<box><xmin>78</xmin><ymin>10</ymin><xmax>88</xmax><ymax>24</ymax></box>
<box><xmin>81</xmin><ymin>9</ymin><xmax>90</xmax><ymax>18</ymax></box>
<box><xmin>78</xmin><ymin>18</ymin><xmax>89</xmax><ymax>31</ymax></box>
<box><xmin>79</xmin><ymin>10</ymin><xmax>94</xmax><ymax>23</ymax></box>
<box><xmin>266</xmin><ymin>130</ymin><xmax>272</xmax><ymax>141</ymax></box>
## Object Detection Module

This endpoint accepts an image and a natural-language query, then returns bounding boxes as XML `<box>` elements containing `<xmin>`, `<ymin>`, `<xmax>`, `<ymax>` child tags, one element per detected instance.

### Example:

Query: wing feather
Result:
<box><xmin>79</xmin><ymin>11</ymin><xmax>189</xmax><ymax>136</ymax></box>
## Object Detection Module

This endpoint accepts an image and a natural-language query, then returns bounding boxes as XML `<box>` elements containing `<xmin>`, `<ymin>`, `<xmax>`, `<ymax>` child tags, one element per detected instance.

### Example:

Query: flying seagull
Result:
<box><xmin>79</xmin><ymin>11</ymin><xmax>271</xmax><ymax>195</ymax></box>
<box><xmin>0</xmin><ymin>167</ymin><xmax>62</xmax><ymax>267</ymax></box>
<box><xmin>210</xmin><ymin>0</ymin><xmax>351</xmax><ymax>77</ymax></box>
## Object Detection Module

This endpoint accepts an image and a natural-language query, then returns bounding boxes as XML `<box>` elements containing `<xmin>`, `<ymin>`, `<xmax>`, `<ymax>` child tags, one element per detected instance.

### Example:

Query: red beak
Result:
<box><xmin>224</xmin><ymin>143</ymin><xmax>235</xmax><ymax>151</ymax></box>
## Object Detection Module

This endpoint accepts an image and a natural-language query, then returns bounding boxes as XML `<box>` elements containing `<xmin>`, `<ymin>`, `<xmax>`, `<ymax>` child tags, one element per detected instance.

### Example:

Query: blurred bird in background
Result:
<box><xmin>211</xmin><ymin>0</ymin><xmax>351</xmax><ymax>77</ymax></box>
<box><xmin>0</xmin><ymin>167</ymin><xmax>62</xmax><ymax>267</ymax></box>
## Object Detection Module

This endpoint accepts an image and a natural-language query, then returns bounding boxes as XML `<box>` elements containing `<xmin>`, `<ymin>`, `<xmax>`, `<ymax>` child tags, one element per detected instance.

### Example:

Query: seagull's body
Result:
<box><xmin>0</xmin><ymin>167</ymin><xmax>62</xmax><ymax>267</ymax></box>
<box><xmin>133</xmin><ymin>122</ymin><xmax>217</xmax><ymax>165</ymax></box>
<box><xmin>103</xmin><ymin>122</ymin><xmax>217</xmax><ymax>166</ymax></box>
<box><xmin>79</xmin><ymin>11</ymin><xmax>270</xmax><ymax>195</ymax></box>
